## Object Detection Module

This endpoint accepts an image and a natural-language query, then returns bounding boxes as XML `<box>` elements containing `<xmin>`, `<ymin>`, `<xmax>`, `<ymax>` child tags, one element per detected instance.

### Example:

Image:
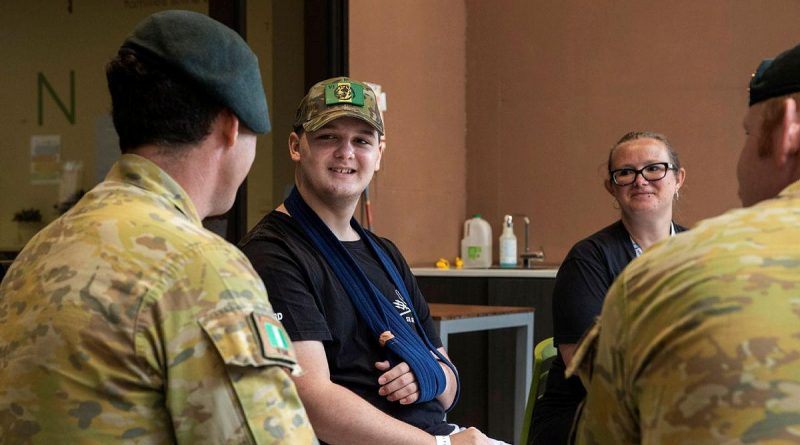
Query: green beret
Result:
<box><xmin>121</xmin><ymin>10</ymin><xmax>270</xmax><ymax>134</ymax></box>
<box><xmin>294</xmin><ymin>77</ymin><xmax>384</xmax><ymax>135</ymax></box>
<box><xmin>749</xmin><ymin>43</ymin><xmax>800</xmax><ymax>107</ymax></box>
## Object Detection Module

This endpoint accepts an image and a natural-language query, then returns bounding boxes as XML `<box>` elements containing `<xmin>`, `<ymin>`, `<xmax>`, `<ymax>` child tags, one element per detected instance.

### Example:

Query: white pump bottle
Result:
<box><xmin>499</xmin><ymin>214</ymin><xmax>517</xmax><ymax>268</ymax></box>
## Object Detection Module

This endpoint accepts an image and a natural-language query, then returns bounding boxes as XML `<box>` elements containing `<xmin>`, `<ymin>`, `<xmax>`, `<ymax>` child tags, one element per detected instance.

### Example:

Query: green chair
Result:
<box><xmin>519</xmin><ymin>337</ymin><xmax>558</xmax><ymax>445</ymax></box>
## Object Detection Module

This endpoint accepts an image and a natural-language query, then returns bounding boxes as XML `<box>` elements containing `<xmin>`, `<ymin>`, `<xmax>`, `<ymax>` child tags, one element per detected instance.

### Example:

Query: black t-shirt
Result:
<box><xmin>239</xmin><ymin>210</ymin><xmax>451</xmax><ymax>437</ymax></box>
<box><xmin>553</xmin><ymin>221</ymin><xmax>637</xmax><ymax>347</ymax></box>
<box><xmin>531</xmin><ymin>220</ymin><xmax>686</xmax><ymax>444</ymax></box>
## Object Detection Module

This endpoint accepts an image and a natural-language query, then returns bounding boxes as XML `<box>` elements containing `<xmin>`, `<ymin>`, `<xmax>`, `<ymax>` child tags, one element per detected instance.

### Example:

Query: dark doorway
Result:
<box><xmin>304</xmin><ymin>0</ymin><xmax>349</xmax><ymax>88</ymax></box>
<box><xmin>206</xmin><ymin>0</ymin><xmax>349</xmax><ymax>244</ymax></box>
<box><xmin>206</xmin><ymin>0</ymin><xmax>249</xmax><ymax>243</ymax></box>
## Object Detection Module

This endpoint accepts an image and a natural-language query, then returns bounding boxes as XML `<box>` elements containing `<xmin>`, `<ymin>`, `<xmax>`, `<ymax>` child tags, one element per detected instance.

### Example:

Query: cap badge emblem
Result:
<box><xmin>325</xmin><ymin>81</ymin><xmax>365</xmax><ymax>106</ymax></box>
<box><xmin>335</xmin><ymin>84</ymin><xmax>353</xmax><ymax>101</ymax></box>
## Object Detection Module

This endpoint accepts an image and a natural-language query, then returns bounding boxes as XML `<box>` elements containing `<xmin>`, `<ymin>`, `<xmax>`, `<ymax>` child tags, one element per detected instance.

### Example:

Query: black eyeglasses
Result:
<box><xmin>609</xmin><ymin>162</ymin><xmax>678</xmax><ymax>186</ymax></box>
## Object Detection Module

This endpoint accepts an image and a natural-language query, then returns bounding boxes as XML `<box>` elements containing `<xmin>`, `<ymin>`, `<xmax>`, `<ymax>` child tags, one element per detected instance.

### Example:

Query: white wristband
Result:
<box><xmin>435</xmin><ymin>435</ymin><xmax>451</xmax><ymax>445</ymax></box>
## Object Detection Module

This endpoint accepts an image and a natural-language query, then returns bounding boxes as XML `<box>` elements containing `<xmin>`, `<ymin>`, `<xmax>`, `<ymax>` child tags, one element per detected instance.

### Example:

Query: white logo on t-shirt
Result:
<box><xmin>393</xmin><ymin>290</ymin><xmax>415</xmax><ymax>323</ymax></box>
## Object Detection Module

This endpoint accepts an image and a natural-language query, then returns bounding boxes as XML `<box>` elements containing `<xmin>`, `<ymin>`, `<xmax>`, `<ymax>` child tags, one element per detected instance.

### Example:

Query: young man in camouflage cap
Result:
<box><xmin>0</xmin><ymin>10</ymin><xmax>315</xmax><ymax>444</ymax></box>
<box><xmin>240</xmin><ymin>77</ymin><xmax>506</xmax><ymax>445</ymax></box>
<box><xmin>571</xmin><ymin>42</ymin><xmax>800</xmax><ymax>444</ymax></box>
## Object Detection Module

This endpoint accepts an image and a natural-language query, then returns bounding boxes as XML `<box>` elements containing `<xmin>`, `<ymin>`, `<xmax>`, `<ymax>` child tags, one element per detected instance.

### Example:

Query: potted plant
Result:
<box><xmin>12</xmin><ymin>207</ymin><xmax>43</xmax><ymax>244</ymax></box>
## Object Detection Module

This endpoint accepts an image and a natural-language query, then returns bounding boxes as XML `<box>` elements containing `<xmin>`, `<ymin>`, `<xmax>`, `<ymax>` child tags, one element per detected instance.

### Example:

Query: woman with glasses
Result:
<box><xmin>530</xmin><ymin>131</ymin><xmax>686</xmax><ymax>445</ymax></box>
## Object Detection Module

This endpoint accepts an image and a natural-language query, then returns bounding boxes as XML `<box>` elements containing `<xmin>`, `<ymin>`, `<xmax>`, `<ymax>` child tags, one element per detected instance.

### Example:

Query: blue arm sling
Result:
<box><xmin>285</xmin><ymin>187</ymin><xmax>460</xmax><ymax>408</ymax></box>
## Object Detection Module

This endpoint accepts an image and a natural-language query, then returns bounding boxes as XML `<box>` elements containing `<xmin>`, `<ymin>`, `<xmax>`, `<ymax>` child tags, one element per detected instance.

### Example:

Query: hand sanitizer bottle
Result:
<box><xmin>499</xmin><ymin>215</ymin><xmax>517</xmax><ymax>268</ymax></box>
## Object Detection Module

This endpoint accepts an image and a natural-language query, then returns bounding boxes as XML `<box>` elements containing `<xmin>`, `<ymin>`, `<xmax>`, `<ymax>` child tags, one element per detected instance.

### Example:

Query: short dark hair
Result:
<box><xmin>106</xmin><ymin>49</ymin><xmax>224</xmax><ymax>153</ymax></box>
<box><xmin>607</xmin><ymin>131</ymin><xmax>681</xmax><ymax>173</ymax></box>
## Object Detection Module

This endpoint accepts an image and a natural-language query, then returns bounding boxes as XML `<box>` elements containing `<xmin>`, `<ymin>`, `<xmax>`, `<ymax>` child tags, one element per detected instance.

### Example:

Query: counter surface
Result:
<box><xmin>411</xmin><ymin>265</ymin><xmax>558</xmax><ymax>278</ymax></box>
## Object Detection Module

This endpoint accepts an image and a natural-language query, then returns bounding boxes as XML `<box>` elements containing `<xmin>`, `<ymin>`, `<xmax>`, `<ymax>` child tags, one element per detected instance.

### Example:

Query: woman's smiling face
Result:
<box><xmin>605</xmin><ymin>137</ymin><xmax>685</xmax><ymax>218</ymax></box>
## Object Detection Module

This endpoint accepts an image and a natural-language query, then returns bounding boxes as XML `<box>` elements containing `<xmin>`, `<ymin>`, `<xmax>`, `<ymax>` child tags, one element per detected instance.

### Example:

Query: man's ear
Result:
<box><xmin>374</xmin><ymin>138</ymin><xmax>385</xmax><ymax>172</ymax></box>
<box><xmin>216</xmin><ymin>109</ymin><xmax>239</xmax><ymax>150</ymax></box>
<box><xmin>288</xmin><ymin>132</ymin><xmax>302</xmax><ymax>161</ymax></box>
<box><xmin>776</xmin><ymin>97</ymin><xmax>800</xmax><ymax>165</ymax></box>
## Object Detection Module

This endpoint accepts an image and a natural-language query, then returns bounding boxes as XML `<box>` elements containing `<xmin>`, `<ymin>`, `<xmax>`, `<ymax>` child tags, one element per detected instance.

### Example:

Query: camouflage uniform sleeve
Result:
<box><xmin>574</xmin><ymin>271</ymin><xmax>640</xmax><ymax>444</ymax></box>
<box><xmin>136</xmin><ymin>242</ymin><xmax>317</xmax><ymax>444</ymax></box>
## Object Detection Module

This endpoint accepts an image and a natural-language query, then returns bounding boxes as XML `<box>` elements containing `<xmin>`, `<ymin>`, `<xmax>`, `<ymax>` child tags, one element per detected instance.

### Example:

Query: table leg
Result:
<box><xmin>432</xmin><ymin>311</ymin><xmax>534</xmax><ymax>441</ymax></box>
<box><xmin>434</xmin><ymin>320</ymin><xmax>448</xmax><ymax>350</ymax></box>
<box><xmin>513</xmin><ymin>312</ymin><xmax>534</xmax><ymax>442</ymax></box>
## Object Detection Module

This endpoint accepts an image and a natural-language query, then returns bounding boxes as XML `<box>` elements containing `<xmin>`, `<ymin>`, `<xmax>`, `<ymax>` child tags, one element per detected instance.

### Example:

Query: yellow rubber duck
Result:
<box><xmin>435</xmin><ymin>258</ymin><xmax>450</xmax><ymax>269</ymax></box>
<box><xmin>454</xmin><ymin>257</ymin><xmax>464</xmax><ymax>269</ymax></box>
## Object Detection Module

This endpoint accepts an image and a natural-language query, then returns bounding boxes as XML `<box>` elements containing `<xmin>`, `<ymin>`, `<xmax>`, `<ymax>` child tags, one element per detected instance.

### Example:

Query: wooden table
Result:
<box><xmin>429</xmin><ymin>303</ymin><xmax>534</xmax><ymax>442</ymax></box>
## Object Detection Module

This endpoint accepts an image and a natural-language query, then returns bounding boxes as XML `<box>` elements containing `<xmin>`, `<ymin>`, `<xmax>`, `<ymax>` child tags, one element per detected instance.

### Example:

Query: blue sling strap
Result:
<box><xmin>285</xmin><ymin>187</ymin><xmax>460</xmax><ymax>407</ymax></box>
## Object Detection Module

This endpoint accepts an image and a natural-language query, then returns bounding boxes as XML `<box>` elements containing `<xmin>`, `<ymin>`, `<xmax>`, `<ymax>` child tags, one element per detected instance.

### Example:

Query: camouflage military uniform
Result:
<box><xmin>0</xmin><ymin>154</ymin><xmax>316</xmax><ymax>444</ymax></box>
<box><xmin>573</xmin><ymin>179</ymin><xmax>800</xmax><ymax>444</ymax></box>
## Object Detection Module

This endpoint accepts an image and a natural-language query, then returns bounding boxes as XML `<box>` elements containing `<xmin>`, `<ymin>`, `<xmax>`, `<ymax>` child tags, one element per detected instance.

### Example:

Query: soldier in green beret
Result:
<box><xmin>571</xmin><ymin>42</ymin><xmax>800</xmax><ymax>444</ymax></box>
<box><xmin>0</xmin><ymin>10</ymin><xmax>315</xmax><ymax>444</ymax></box>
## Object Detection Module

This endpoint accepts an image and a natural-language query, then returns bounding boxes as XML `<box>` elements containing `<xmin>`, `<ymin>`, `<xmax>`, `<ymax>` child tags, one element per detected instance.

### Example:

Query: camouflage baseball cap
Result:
<box><xmin>294</xmin><ymin>77</ymin><xmax>384</xmax><ymax>135</ymax></box>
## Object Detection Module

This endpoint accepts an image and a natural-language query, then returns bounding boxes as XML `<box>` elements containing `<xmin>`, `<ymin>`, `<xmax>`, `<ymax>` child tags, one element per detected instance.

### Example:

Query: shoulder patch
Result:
<box><xmin>252</xmin><ymin>312</ymin><xmax>298</xmax><ymax>370</ymax></box>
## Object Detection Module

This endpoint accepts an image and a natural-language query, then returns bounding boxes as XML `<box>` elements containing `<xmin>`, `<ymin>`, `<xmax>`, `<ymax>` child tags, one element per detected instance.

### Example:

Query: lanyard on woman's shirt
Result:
<box><xmin>630</xmin><ymin>222</ymin><xmax>676</xmax><ymax>257</ymax></box>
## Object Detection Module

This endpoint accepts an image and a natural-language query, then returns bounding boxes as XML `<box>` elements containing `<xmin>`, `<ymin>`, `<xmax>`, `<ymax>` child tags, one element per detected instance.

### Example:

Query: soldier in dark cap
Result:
<box><xmin>0</xmin><ymin>10</ymin><xmax>315</xmax><ymax>444</ymax></box>
<box><xmin>571</xmin><ymin>42</ymin><xmax>800</xmax><ymax>444</ymax></box>
<box><xmin>240</xmin><ymin>77</ymin><xmax>508</xmax><ymax>445</ymax></box>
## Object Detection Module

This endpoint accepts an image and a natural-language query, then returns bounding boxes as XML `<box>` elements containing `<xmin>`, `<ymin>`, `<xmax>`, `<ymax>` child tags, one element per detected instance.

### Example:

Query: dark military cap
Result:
<box><xmin>121</xmin><ymin>10</ymin><xmax>270</xmax><ymax>134</ymax></box>
<box><xmin>749</xmin><ymin>43</ymin><xmax>800</xmax><ymax>106</ymax></box>
<box><xmin>294</xmin><ymin>77</ymin><xmax>384</xmax><ymax>135</ymax></box>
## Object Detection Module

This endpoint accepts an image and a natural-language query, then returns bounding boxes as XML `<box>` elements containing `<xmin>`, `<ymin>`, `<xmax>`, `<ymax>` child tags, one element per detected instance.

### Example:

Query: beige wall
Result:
<box><xmin>0</xmin><ymin>1</ymin><xmax>280</xmax><ymax>249</ymax></box>
<box><xmin>350</xmin><ymin>0</ymin><xmax>468</xmax><ymax>265</ymax></box>
<box><xmin>351</xmin><ymin>0</ymin><xmax>800</xmax><ymax>265</ymax></box>
<box><xmin>0</xmin><ymin>2</ymin><xmax>181</xmax><ymax>250</ymax></box>
<box><xmin>5</xmin><ymin>2</ymin><xmax>799</xmax><ymax>263</ymax></box>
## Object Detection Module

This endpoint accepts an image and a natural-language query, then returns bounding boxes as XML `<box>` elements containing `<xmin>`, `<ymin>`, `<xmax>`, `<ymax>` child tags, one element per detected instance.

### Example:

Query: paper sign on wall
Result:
<box><xmin>30</xmin><ymin>135</ymin><xmax>61</xmax><ymax>184</ymax></box>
